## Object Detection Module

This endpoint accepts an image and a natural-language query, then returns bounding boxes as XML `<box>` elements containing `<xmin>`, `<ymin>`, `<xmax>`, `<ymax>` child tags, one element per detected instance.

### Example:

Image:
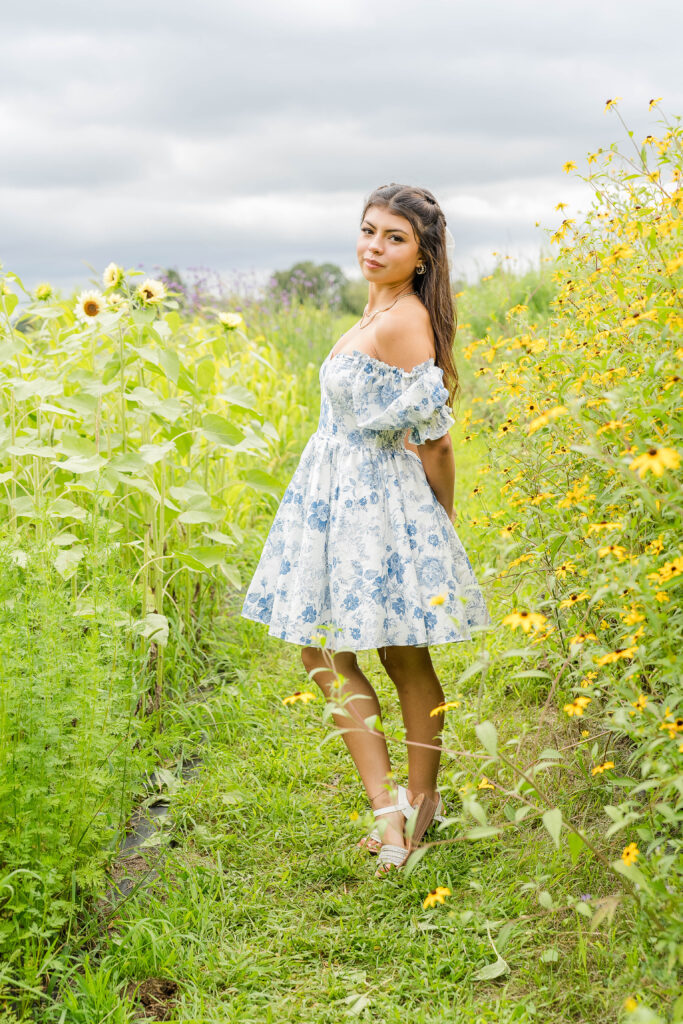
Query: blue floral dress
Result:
<box><xmin>240</xmin><ymin>347</ymin><xmax>492</xmax><ymax>651</ymax></box>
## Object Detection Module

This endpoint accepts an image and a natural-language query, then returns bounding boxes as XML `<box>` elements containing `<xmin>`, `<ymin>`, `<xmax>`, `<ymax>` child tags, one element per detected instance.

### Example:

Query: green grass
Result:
<box><xmin>36</xmin><ymin>428</ymin><xmax>678</xmax><ymax>1024</ymax></box>
<box><xmin>44</xmin><ymin>601</ymin><xmax>676</xmax><ymax>1023</ymax></box>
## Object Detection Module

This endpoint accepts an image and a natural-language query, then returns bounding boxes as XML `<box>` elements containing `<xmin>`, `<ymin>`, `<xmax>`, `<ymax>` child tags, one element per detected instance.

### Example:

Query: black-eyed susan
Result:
<box><xmin>75</xmin><ymin>289</ymin><xmax>105</xmax><ymax>321</ymax></box>
<box><xmin>591</xmin><ymin>761</ymin><xmax>615</xmax><ymax>775</ymax></box>
<box><xmin>604</xmin><ymin>97</ymin><xmax>622</xmax><ymax>113</ymax></box>
<box><xmin>629</xmin><ymin>446</ymin><xmax>680</xmax><ymax>478</ymax></box>
<box><xmin>569</xmin><ymin>633</ymin><xmax>598</xmax><ymax>646</ymax></box>
<box><xmin>621</xmin><ymin>842</ymin><xmax>639</xmax><ymax>866</ymax></box>
<box><xmin>648</xmin><ymin>97</ymin><xmax>663</xmax><ymax>110</ymax></box>
<box><xmin>586</xmin><ymin>520</ymin><xmax>622</xmax><ymax>535</ymax></box>
<box><xmin>559</xmin><ymin>591</ymin><xmax>590</xmax><ymax>609</ymax></box>
<box><xmin>563</xmin><ymin>696</ymin><xmax>591</xmax><ymax>717</ymax></box>
<box><xmin>136</xmin><ymin>278</ymin><xmax>167</xmax><ymax>304</ymax></box>
<box><xmin>594</xmin><ymin>645</ymin><xmax>638</xmax><ymax>667</ymax></box>
<box><xmin>102</xmin><ymin>262</ymin><xmax>124</xmax><ymax>289</ymax></box>
<box><xmin>555</xmin><ymin>561</ymin><xmax>576</xmax><ymax>579</ymax></box>
<box><xmin>429</xmin><ymin>700</ymin><xmax>461</xmax><ymax>717</ymax></box>
<box><xmin>502</xmin><ymin>610</ymin><xmax>548</xmax><ymax>633</ymax></box>
<box><xmin>631</xmin><ymin>693</ymin><xmax>648</xmax><ymax>712</ymax></box>
<box><xmin>598</xmin><ymin>544</ymin><xmax>627</xmax><ymax>561</ymax></box>
<box><xmin>282</xmin><ymin>691</ymin><xmax>317</xmax><ymax>705</ymax></box>
<box><xmin>423</xmin><ymin>886</ymin><xmax>451</xmax><ymax>909</ymax></box>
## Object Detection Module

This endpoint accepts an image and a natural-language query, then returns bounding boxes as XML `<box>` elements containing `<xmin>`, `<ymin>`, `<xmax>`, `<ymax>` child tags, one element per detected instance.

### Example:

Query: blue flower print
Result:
<box><xmin>241</xmin><ymin>347</ymin><xmax>492</xmax><ymax>650</ymax></box>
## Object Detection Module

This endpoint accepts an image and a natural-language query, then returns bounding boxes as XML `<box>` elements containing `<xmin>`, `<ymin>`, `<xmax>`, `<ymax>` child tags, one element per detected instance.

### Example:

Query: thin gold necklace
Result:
<box><xmin>358</xmin><ymin>291</ymin><xmax>416</xmax><ymax>330</ymax></box>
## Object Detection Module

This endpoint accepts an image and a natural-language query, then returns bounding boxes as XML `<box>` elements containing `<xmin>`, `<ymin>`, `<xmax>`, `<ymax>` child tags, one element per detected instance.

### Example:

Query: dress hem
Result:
<box><xmin>240</xmin><ymin>609</ymin><xmax>490</xmax><ymax>652</ymax></box>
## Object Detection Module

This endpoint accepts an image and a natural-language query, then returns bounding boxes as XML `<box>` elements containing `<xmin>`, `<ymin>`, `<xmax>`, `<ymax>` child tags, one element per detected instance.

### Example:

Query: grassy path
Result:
<box><xmin>87</xmin><ymin>595</ymin><xmax>659</xmax><ymax>1024</ymax></box>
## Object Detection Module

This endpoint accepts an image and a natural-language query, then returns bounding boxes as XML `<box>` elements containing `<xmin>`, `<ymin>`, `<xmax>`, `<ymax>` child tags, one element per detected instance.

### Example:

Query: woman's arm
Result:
<box><xmin>414</xmin><ymin>433</ymin><xmax>456</xmax><ymax>521</ymax></box>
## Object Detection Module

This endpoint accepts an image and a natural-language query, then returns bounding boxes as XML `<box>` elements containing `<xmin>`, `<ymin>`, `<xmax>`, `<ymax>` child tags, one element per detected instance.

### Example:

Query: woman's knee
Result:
<box><xmin>378</xmin><ymin>644</ymin><xmax>432</xmax><ymax>682</ymax></box>
<box><xmin>300</xmin><ymin>646</ymin><xmax>358</xmax><ymax>677</ymax></box>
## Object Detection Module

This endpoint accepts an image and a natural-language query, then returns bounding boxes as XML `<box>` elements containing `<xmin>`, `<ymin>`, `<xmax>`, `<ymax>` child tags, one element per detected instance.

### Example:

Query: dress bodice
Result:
<box><xmin>317</xmin><ymin>349</ymin><xmax>454</xmax><ymax>452</ymax></box>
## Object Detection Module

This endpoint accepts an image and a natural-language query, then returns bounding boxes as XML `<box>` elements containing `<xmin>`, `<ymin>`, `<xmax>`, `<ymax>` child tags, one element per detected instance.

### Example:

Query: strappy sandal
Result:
<box><xmin>374</xmin><ymin>792</ymin><xmax>440</xmax><ymax>878</ymax></box>
<box><xmin>356</xmin><ymin>784</ymin><xmax>412</xmax><ymax>854</ymax></box>
<box><xmin>357</xmin><ymin>788</ymin><xmax>446</xmax><ymax>854</ymax></box>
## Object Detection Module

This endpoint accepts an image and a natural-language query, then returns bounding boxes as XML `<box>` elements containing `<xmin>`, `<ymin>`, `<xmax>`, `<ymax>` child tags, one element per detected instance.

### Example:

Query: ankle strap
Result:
<box><xmin>373</xmin><ymin>803</ymin><xmax>404</xmax><ymax>818</ymax></box>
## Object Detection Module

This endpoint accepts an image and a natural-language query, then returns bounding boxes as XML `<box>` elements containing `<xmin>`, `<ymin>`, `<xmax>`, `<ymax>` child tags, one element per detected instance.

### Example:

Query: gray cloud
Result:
<box><xmin>1</xmin><ymin>0</ymin><xmax>680</xmax><ymax>291</ymax></box>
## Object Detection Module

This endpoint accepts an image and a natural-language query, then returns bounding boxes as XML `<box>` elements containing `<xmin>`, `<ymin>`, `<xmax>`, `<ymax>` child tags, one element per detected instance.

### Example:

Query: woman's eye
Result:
<box><xmin>391</xmin><ymin>235</ymin><xmax>403</xmax><ymax>243</ymax></box>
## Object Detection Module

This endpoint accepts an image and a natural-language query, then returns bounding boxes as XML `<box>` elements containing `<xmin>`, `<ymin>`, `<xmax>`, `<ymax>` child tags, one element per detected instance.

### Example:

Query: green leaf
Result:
<box><xmin>46</xmin><ymin>498</ymin><xmax>87</xmax><ymax>521</ymax></box>
<box><xmin>201</xmin><ymin>413</ymin><xmax>245</xmax><ymax>447</ymax></box>
<box><xmin>568</xmin><ymin>830</ymin><xmax>586</xmax><ymax>865</ymax></box>
<box><xmin>53</xmin><ymin>545</ymin><xmax>85</xmax><ymax>579</ymax></box>
<box><xmin>540</xmin><ymin>948</ymin><xmax>559</xmax><ymax>962</ymax></box>
<box><xmin>132</xmin><ymin>612</ymin><xmax>169</xmax><ymax>648</ymax></box>
<box><xmin>175</xmin><ymin>546</ymin><xmax>228</xmax><ymax>571</ymax></box>
<box><xmin>464</xmin><ymin>826</ymin><xmax>502</xmax><ymax>840</ymax></box>
<box><xmin>240</xmin><ymin>468</ymin><xmax>283</xmax><ymax>499</ymax></box>
<box><xmin>177</xmin><ymin>508</ymin><xmax>224</xmax><ymax>525</ymax></box>
<box><xmin>541</xmin><ymin>808</ymin><xmax>562</xmax><ymax>849</ymax></box>
<box><xmin>55</xmin><ymin>454</ymin><xmax>106</xmax><ymax>474</ymax></box>
<box><xmin>611</xmin><ymin>858</ymin><xmax>652</xmax><ymax>895</ymax></box>
<box><xmin>475</xmin><ymin>720</ymin><xmax>498</xmax><ymax>758</ymax></box>
<box><xmin>218</xmin><ymin>384</ymin><xmax>258</xmax><ymax>411</ymax></box>
<box><xmin>472</xmin><ymin>956</ymin><xmax>510</xmax><ymax>981</ymax></box>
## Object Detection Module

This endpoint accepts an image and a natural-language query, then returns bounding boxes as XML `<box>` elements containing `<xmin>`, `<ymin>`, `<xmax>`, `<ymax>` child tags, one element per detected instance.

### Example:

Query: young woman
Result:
<box><xmin>241</xmin><ymin>183</ymin><xmax>492</xmax><ymax>876</ymax></box>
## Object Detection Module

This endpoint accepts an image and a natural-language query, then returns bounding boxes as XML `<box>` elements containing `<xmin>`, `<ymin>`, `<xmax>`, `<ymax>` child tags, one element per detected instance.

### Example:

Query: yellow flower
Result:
<box><xmin>598</xmin><ymin>545</ymin><xmax>627</xmax><ymax>561</ymax></box>
<box><xmin>604</xmin><ymin>97</ymin><xmax>622</xmax><ymax>112</ymax></box>
<box><xmin>620</xmin><ymin>605</ymin><xmax>644</xmax><ymax>625</ymax></box>
<box><xmin>559</xmin><ymin>591</ymin><xmax>590</xmax><ymax>609</ymax></box>
<box><xmin>349</xmin><ymin>810</ymin><xmax>359</xmax><ymax>821</ymax></box>
<box><xmin>429</xmin><ymin>700</ymin><xmax>461</xmax><ymax>717</ymax></box>
<box><xmin>563</xmin><ymin>161</ymin><xmax>577</xmax><ymax>173</ymax></box>
<box><xmin>555</xmin><ymin>561</ymin><xmax>576</xmax><ymax>579</ymax></box>
<box><xmin>586</xmin><ymin>521</ymin><xmax>621</xmax><ymax>535</ymax></box>
<box><xmin>34</xmin><ymin>282</ymin><xmax>53</xmax><ymax>301</ymax></box>
<box><xmin>564</xmin><ymin>696</ymin><xmax>591</xmax><ymax>717</ymax></box>
<box><xmin>591</xmin><ymin>761</ymin><xmax>615</xmax><ymax>775</ymax></box>
<box><xmin>429</xmin><ymin>594</ymin><xmax>446</xmax><ymax>605</ymax></box>
<box><xmin>594</xmin><ymin>645</ymin><xmax>638</xmax><ymax>666</ymax></box>
<box><xmin>102</xmin><ymin>262</ymin><xmax>124</xmax><ymax>288</ymax></box>
<box><xmin>648</xmin><ymin>96</ymin><xmax>663</xmax><ymax>111</ymax></box>
<box><xmin>527</xmin><ymin>405</ymin><xmax>567</xmax><ymax>435</ymax></box>
<box><xmin>629</xmin><ymin>446</ymin><xmax>680</xmax><ymax>478</ymax></box>
<box><xmin>477</xmin><ymin>776</ymin><xmax>495</xmax><ymax>790</ymax></box>
<box><xmin>282</xmin><ymin>691</ymin><xmax>317</xmax><ymax>705</ymax></box>
<box><xmin>621</xmin><ymin>842</ymin><xmax>639</xmax><ymax>866</ymax></box>
<box><xmin>654</xmin><ymin>590</ymin><xmax>669</xmax><ymax>603</ymax></box>
<box><xmin>632</xmin><ymin>693</ymin><xmax>648</xmax><ymax>711</ymax></box>
<box><xmin>502</xmin><ymin>610</ymin><xmax>548</xmax><ymax>633</ymax></box>
<box><xmin>136</xmin><ymin>278</ymin><xmax>167</xmax><ymax>304</ymax></box>
<box><xmin>106</xmin><ymin>293</ymin><xmax>128</xmax><ymax>311</ymax></box>
<box><xmin>581</xmin><ymin>730</ymin><xmax>590</xmax><ymax>737</ymax></box>
<box><xmin>423</xmin><ymin>886</ymin><xmax>451</xmax><ymax>909</ymax></box>
<box><xmin>75</xmin><ymin>289</ymin><xmax>105</xmax><ymax>321</ymax></box>
<box><xmin>218</xmin><ymin>311</ymin><xmax>244</xmax><ymax>329</ymax></box>
<box><xmin>569</xmin><ymin>633</ymin><xmax>598</xmax><ymax>646</ymax></box>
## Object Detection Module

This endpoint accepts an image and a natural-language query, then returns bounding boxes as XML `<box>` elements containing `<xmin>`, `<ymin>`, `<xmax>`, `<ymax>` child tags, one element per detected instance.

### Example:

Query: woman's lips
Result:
<box><xmin>365</xmin><ymin>259</ymin><xmax>383</xmax><ymax>267</ymax></box>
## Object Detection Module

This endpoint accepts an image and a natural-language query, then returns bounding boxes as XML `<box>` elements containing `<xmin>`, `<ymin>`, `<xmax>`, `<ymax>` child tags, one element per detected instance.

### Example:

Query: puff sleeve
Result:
<box><xmin>352</xmin><ymin>358</ymin><xmax>455</xmax><ymax>444</ymax></box>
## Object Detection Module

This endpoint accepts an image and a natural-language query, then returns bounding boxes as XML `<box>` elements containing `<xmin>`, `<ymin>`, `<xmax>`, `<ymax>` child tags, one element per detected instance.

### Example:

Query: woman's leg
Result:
<box><xmin>301</xmin><ymin>646</ymin><xmax>406</xmax><ymax>848</ymax></box>
<box><xmin>377</xmin><ymin>645</ymin><xmax>445</xmax><ymax>807</ymax></box>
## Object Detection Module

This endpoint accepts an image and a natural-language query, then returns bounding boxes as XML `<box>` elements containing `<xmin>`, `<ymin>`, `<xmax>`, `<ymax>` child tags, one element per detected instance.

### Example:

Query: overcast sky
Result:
<box><xmin>1</xmin><ymin>0</ymin><xmax>681</xmax><ymax>294</ymax></box>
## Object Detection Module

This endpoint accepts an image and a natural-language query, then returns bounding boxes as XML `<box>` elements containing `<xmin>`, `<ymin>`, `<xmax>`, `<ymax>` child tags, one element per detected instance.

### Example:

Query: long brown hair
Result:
<box><xmin>361</xmin><ymin>183</ymin><xmax>459</xmax><ymax>406</ymax></box>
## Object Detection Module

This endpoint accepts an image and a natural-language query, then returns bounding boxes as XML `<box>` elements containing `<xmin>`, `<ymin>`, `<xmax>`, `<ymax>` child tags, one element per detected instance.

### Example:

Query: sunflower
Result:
<box><xmin>34</xmin><ymin>283</ymin><xmax>53</xmax><ymax>301</ymax></box>
<box><xmin>102</xmin><ymin>262</ymin><xmax>124</xmax><ymax>289</ymax></box>
<box><xmin>75</xmin><ymin>289</ymin><xmax>105</xmax><ymax>321</ymax></box>
<box><xmin>218</xmin><ymin>311</ymin><xmax>244</xmax><ymax>330</ymax></box>
<box><xmin>136</xmin><ymin>278</ymin><xmax>167</xmax><ymax>304</ymax></box>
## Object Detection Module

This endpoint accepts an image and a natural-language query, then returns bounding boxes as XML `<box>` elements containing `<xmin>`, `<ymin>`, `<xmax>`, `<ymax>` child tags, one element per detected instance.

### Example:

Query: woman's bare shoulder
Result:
<box><xmin>374</xmin><ymin>299</ymin><xmax>435</xmax><ymax>372</ymax></box>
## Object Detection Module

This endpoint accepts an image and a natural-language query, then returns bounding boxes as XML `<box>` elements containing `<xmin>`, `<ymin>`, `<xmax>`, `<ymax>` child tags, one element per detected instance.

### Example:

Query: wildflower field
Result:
<box><xmin>0</xmin><ymin>106</ymin><xmax>681</xmax><ymax>1022</ymax></box>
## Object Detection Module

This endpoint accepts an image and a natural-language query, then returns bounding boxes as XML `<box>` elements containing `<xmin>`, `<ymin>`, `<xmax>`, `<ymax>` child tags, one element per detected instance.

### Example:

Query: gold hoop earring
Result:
<box><xmin>416</xmin><ymin>263</ymin><xmax>426</xmax><ymax>275</ymax></box>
